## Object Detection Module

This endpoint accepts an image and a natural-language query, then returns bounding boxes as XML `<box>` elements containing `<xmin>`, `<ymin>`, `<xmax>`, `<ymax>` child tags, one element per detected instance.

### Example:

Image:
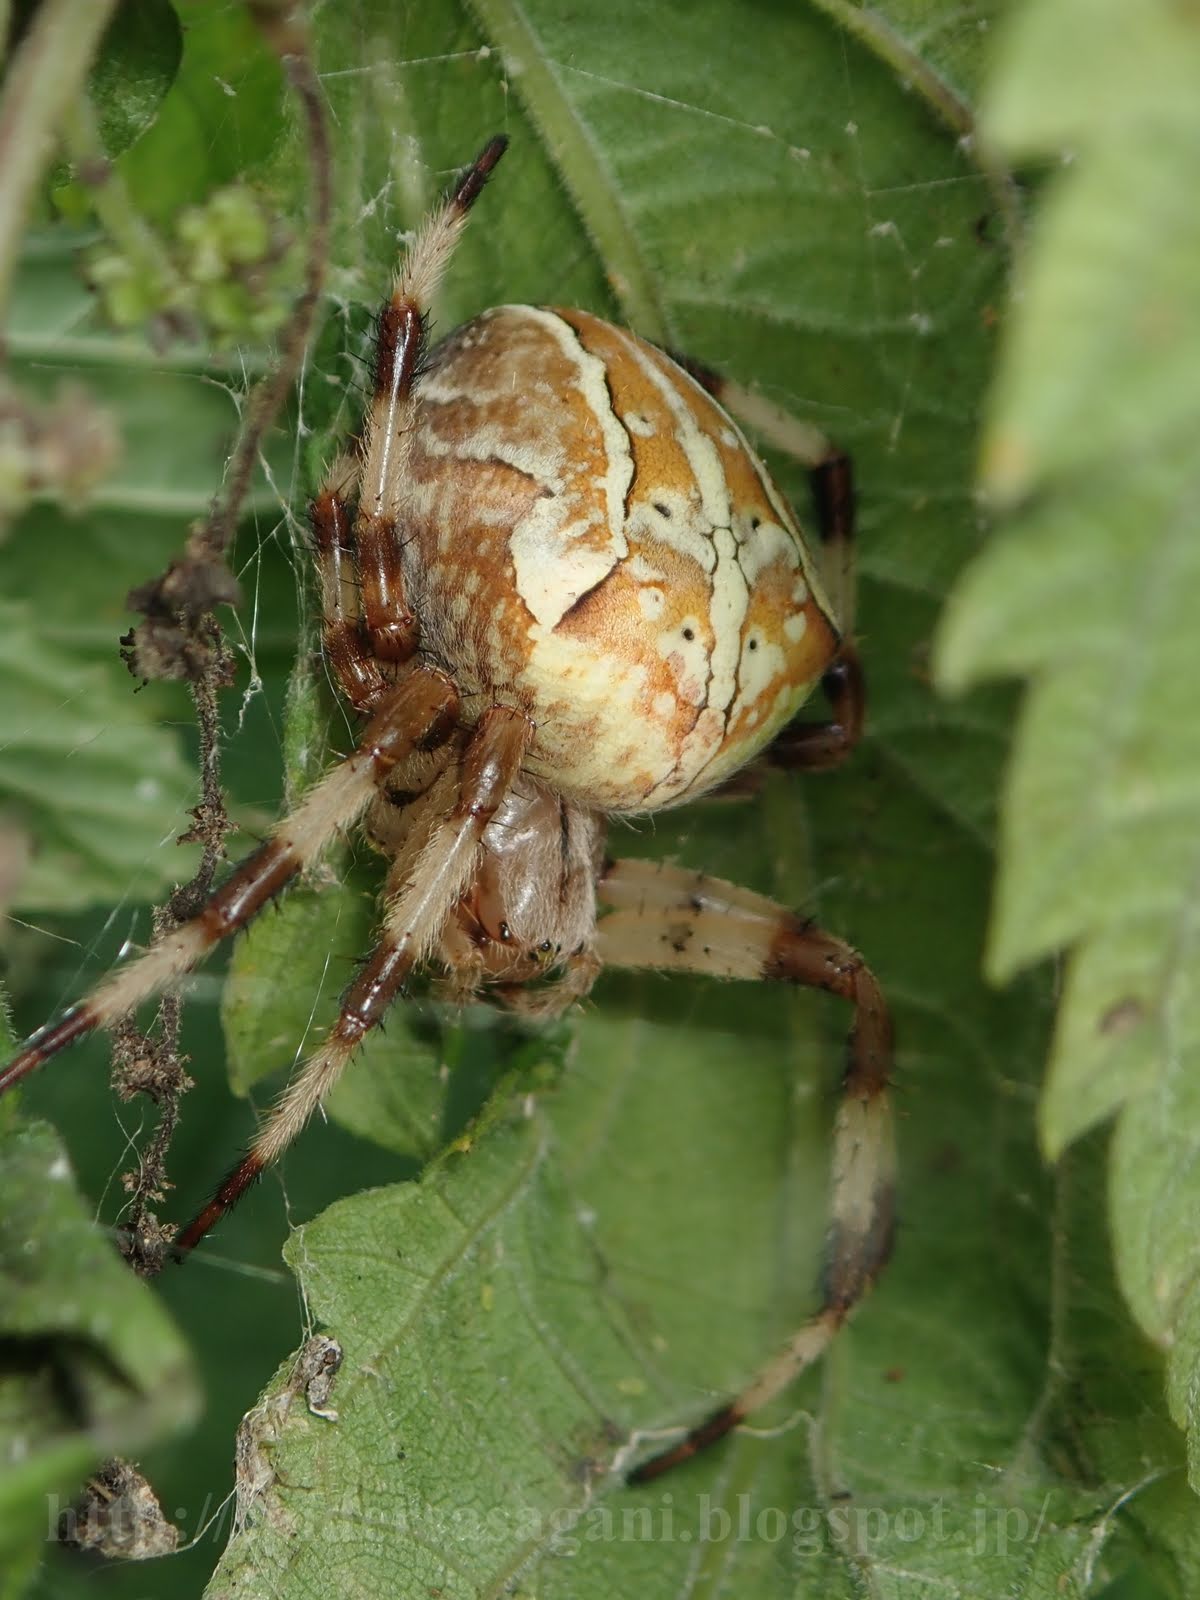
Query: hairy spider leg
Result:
<box><xmin>593</xmin><ymin>857</ymin><xmax>894</xmax><ymax>1484</ymax></box>
<box><xmin>309</xmin><ymin>454</ymin><xmax>386</xmax><ymax>713</ymax></box>
<box><xmin>347</xmin><ymin>135</ymin><xmax>508</xmax><ymax>670</ymax></box>
<box><xmin>305</xmin><ymin>136</ymin><xmax>507</xmax><ymax>714</ymax></box>
<box><xmin>0</xmin><ymin>670</ymin><xmax>460</xmax><ymax>1097</ymax></box>
<box><xmin>173</xmin><ymin>704</ymin><xmax>532</xmax><ymax>1255</ymax></box>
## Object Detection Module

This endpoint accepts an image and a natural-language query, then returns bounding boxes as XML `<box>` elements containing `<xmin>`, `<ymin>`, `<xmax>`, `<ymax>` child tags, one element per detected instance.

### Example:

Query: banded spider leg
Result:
<box><xmin>598</xmin><ymin>860</ymin><xmax>895</xmax><ymax>1483</ymax></box>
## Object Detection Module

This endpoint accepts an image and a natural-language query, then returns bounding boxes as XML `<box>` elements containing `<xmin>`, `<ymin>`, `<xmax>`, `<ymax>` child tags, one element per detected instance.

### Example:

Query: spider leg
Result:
<box><xmin>308</xmin><ymin>138</ymin><xmax>507</xmax><ymax>705</ymax></box>
<box><xmin>762</xmin><ymin>641</ymin><xmax>864</xmax><ymax>773</ymax></box>
<box><xmin>354</xmin><ymin>136</ymin><xmax>507</xmax><ymax>666</ymax></box>
<box><xmin>0</xmin><ymin>669</ymin><xmax>460</xmax><ymax>1097</ymax></box>
<box><xmin>709</xmin><ymin>638</ymin><xmax>862</xmax><ymax>798</ymax></box>
<box><xmin>761</xmin><ymin>432</ymin><xmax>861</xmax><ymax>773</ymax></box>
<box><xmin>310</xmin><ymin>453</ymin><xmax>387</xmax><ymax>713</ymax></box>
<box><xmin>173</xmin><ymin>703</ymin><xmax>531</xmax><ymax>1255</ymax></box>
<box><xmin>594</xmin><ymin>856</ymin><xmax>894</xmax><ymax>1484</ymax></box>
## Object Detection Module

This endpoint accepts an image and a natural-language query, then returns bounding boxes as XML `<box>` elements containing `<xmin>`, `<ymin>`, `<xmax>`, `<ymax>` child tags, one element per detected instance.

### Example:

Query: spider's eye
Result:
<box><xmin>682</xmin><ymin>626</ymin><xmax>695</xmax><ymax>642</ymax></box>
<box><xmin>497</xmin><ymin>920</ymin><xmax>512</xmax><ymax>942</ymax></box>
<box><xmin>538</xmin><ymin>940</ymin><xmax>554</xmax><ymax>954</ymax></box>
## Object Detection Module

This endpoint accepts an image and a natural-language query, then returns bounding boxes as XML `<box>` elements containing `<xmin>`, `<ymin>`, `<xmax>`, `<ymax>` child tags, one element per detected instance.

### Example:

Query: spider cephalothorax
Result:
<box><xmin>1</xmin><ymin>138</ymin><xmax>893</xmax><ymax>1482</ymax></box>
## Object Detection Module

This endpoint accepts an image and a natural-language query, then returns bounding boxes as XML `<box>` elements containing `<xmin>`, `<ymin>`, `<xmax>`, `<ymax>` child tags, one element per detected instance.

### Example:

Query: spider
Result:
<box><xmin>1</xmin><ymin>137</ymin><xmax>894</xmax><ymax>1483</ymax></box>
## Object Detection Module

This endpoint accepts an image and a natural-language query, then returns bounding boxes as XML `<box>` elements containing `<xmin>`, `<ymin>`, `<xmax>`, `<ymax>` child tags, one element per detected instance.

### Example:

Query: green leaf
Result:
<box><xmin>221</xmin><ymin>868</ymin><xmax>372</xmax><ymax>1101</ymax></box>
<box><xmin>86</xmin><ymin>1</ymin><xmax>182</xmax><ymax>163</ymax></box>
<box><xmin>115</xmin><ymin>2</ymin><xmax>285</xmax><ymax>224</ymax></box>
<box><xmin>0</xmin><ymin>597</ymin><xmax>198</xmax><ymax>911</ymax></box>
<box><xmin>23</xmin><ymin>0</ymin><xmax>181</xmax><ymax>199</ymax></box>
<box><xmin>935</xmin><ymin>0</ymin><xmax>1200</xmax><ymax>1514</ymax></box>
<box><xmin>210</xmin><ymin>1040</ymin><xmax>1109</xmax><ymax>1599</ymax></box>
<box><xmin>977</xmin><ymin>111</ymin><xmax>1200</xmax><ymax>502</ymax></box>
<box><xmin>0</xmin><ymin>214</ymin><xmax>291</xmax><ymax>914</ymax></box>
<box><xmin>0</xmin><ymin>1115</ymin><xmax>200</xmax><ymax>1572</ymax></box>
<box><xmin>220</xmin><ymin>860</ymin><xmax>446</xmax><ymax>1160</ymax></box>
<box><xmin>983</xmin><ymin>0</ymin><xmax>1200</xmax><ymax>150</ymax></box>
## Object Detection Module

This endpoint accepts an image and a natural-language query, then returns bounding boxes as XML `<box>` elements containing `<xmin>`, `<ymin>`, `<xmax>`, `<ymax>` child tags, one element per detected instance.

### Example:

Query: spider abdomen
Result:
<box><xmin>407</xmin><ymin>304</ymin><xmax>838</xmax><ymax>812</ymax></box>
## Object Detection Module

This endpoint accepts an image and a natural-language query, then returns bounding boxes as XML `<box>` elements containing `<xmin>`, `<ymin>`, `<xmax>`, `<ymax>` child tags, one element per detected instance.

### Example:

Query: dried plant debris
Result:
<box><xmin>58</xmin><ymin>1458</ymin><xmax>179</xmax><ymax>1561</ymax></box>
<box><xmin>233</xmin><ymin>1336</ymin><xmax>344</xmax><ymax>1537</ymax></box>
<box><xmin>0</xmin><ymin>378</ymin><xmax>120</xmax><ymax>526</ymax></box>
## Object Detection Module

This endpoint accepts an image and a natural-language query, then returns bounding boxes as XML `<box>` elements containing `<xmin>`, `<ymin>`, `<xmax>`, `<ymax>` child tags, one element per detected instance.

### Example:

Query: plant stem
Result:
<box><xmin>0</xmin><ymin>0</ymin><xmax>120</xmax><ymax>327</ymax></box>
<box><xmin>58</xmin><ymin>93</ymin><xmax>186</xmax><ymax>305</ymax></box>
